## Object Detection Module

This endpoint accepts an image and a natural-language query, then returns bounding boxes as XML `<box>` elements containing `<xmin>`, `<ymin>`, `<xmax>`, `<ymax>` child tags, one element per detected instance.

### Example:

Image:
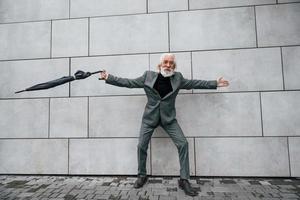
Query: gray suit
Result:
<box><xmin>106</xmin><ymin>70</ymin><xmax>217</xmax><ymax>179</ymax></box>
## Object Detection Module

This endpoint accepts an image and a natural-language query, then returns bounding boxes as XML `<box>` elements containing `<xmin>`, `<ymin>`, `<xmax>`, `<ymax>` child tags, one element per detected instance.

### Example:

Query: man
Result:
<box><xmin>100</xmin><ymin>53</ymin><xmax>229</xmax><ymax>196</ymax></box>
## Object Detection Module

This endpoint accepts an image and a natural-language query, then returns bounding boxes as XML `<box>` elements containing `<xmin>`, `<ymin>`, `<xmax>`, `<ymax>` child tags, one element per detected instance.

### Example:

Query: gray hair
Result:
<box><xmin>157</xmin><ymin>53</ymin><xmax>177</xmax><ymax>70</ymax></box>
<box><xmin>159</xmin><ymin>53</ymin><xmax>176</xmax><ymax>64</ymax></box>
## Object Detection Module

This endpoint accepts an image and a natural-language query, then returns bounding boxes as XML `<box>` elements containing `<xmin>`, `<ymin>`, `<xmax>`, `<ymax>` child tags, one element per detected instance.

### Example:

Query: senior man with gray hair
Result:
<box><xmin>100</xmin><ymin>53</ymin><xmax>229</xmax><ymax>196</ymax></box>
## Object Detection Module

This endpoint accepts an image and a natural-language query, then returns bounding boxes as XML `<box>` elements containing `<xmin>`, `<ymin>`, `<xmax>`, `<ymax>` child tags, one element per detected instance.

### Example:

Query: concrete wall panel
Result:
<box><xmin>70</xmin><ymin>54</ymin><xmax>148</xmax><ymax>96</ymax></box>
<box><xmin>0</xmin><ymin>22</ymin><xmax>51</xmax><ymax>60</ymax></box>
<box><xmin>256</xmin><ymin>4</ymin><xmax>300</xmax><ymax>47</ymax></box>
<box><xmin>50</xmin><ymin>97</ymin><xmax>88</xmax><ymax>138</ymax></box>
<box><xmin>0</xmin><ymin>59</ymin><xmax>69</xmax><ymax>98</ymax></box>
<box><xmin>289</xmin><ymin>137</ymin><xmax>300</xmax><ymax>177</ymax></box>
<box><xmin>175</xmin><ymin>93</ymin><xmax>261</xmax><ymax>137</ymax></box>
<box><xmin>89</xmin><ymin>96</ymin><xmax>146</xmax><ymax>137</ymax></box>
<box><xmin>52</xmin><ymin>19</ymin><xmax>88</xmax><ymax>57</ymax></box>
<box><xmin>70</xmin><ymin>0</ymin><xmax>146</xmax><ymax>18</ymax></box>
<box><xmin>192</xmin><ymin>48</ymin><xmax>283</xmax><ymax>92</ymax></box>
<box><xmin>195</xmin><ymin>137</ymin><xmax>290</xmax><ymax>176</ymax></box>
<box><xmin>90</xmin><ymin>13</ymin><xmax>168</xmax><ymax>55</ymax></box>
<box><xmin>69</xmin><ymin>138</ymin><xmax>150</xmax><ymax>175</ymax></box>
<box><xmin>169</xmin><ymin>7</ymin><xmax>256</xmax><ymax>51</ymax></box>
<box><xmin>0</xmin><ymin>99</ymin><xmax>49</xmax><ymax>138</ymax></box>
<box><xmin>151</xmin><ymin>138</ymin><xmax>195</xmax><ymax>176</ymax></box>
<box><xmin>0</xmin><ymin>139</ymin><xmax>68</xmax><ymax>174</ymax></box>
<box><xmin>0</xmin><ymin>0</ymin><xmax>69</xmax><ymax>23</ymax></box>
<box><xmin>189</xmin><ymin>0</ymin><xmax>275</xmax><ymax>9</ymax></box>
<box><xmin>282</xmin><ymin>46</ymin><xmax>300</xmax><ymax>90</ymax></box>
<box><xmin>148</xmin><ymin>0</ymin><xmax>188</xmax><ymax>12</ymax></box>
<box><xmin>261</xmin><ymin>91</ymin><xmax>300</xmax><ymax>136</ymax></box>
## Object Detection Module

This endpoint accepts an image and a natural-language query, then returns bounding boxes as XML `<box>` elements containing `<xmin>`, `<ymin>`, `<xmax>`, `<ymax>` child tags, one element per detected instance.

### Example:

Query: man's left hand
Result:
<box><xmin>217</xmin><ymin>77</ymin><xmax>229</xmax><ymax>87</ymax></box>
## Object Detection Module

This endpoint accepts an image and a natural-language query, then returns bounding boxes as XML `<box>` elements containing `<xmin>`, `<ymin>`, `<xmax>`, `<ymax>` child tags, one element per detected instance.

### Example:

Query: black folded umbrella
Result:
<box><xmin>15</xmin><ymin>70</ymin><xmax>103</xmax><ymax>94</ymax></box>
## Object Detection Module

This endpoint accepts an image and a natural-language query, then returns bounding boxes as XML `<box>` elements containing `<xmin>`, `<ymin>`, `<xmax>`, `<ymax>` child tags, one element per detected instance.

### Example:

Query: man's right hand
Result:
<box><xmin>99</xmin><ymin>70</ymin><xmax>108</xmax><ymax>80</ymax></box>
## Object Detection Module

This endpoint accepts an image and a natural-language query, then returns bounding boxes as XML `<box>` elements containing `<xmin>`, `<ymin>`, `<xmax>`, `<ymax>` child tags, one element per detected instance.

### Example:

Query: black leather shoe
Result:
<box><xmin>134</xmin><ymin>175</ymin><xmax>148</xmax><ymax>188</ymax></box>
<box><xmin>178</xmin><ymin>179</ymin><xmax>199</xmax><ymax>196</ymax></box>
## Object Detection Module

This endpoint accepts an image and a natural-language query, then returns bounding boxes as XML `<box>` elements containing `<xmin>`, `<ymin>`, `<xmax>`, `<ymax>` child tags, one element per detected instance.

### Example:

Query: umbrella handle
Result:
<box><xmin>93</xmin><ymin>70</ymin><xmax>105</xmax><ymax>80</ymax></box>
<box><xmin>90</xmin><ymin>70</ymin><xmax>103</xmax><ymax>75</ymax></box>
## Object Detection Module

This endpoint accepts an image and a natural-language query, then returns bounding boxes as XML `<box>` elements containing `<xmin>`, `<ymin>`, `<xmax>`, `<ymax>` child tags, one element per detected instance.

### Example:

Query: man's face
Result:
<box><xmin>160</xmin><ymin>55</ymin><xmax>175</xmax><ymax>72</ymax></box>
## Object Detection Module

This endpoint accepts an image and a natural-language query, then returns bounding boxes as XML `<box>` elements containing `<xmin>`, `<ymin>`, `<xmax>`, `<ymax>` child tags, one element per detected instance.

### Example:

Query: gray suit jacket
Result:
<box><xmin>106</xmin><ymin>71</ymin><xmax>217</xmax><ymax>127</ymax></box>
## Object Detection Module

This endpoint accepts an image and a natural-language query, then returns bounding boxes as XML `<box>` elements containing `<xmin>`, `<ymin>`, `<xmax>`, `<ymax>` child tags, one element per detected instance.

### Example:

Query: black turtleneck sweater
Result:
<box><xmin>153</xmin><ymin>73</ymin><xmax>173</xmax><ymax>98</ymax></box>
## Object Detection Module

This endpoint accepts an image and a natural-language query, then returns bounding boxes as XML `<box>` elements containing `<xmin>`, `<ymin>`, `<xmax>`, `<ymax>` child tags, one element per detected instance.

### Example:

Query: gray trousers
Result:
<box><xmin>137</xmin><ymin>120</ymin><xmax>190</xmax><ymax>180</ymax></box>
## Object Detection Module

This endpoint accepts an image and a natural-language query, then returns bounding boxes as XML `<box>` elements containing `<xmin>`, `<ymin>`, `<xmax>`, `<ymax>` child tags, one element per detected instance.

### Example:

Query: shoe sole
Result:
<box><xmin>178</xmin><ymin>183</ymin><xmax>198</xmax><ymax>196</ymax></box>
<box><xmin>134</xmin><ymin>179</ymin><xmax>148</xmax><ymax>189</ymax></box>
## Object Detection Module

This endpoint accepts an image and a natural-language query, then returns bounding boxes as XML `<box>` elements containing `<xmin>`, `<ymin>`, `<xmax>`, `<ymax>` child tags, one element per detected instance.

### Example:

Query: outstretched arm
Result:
<box><xmin>180</xmin><ymin>76</ymin><xmax>229</xmax><ymax>89</ymax></box>
<box><xmin>99</xmin><ymin>70</ymin><xmax>146</xmax><ymax>88</ymax></box>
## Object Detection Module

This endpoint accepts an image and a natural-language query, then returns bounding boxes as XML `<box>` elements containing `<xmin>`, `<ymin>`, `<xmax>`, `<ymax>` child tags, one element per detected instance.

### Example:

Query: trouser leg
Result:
<box><xmin>161</xmin><ymin>120</ymin><xmax>190</xmax><ymax>180</ymax></box>
<box><xmin>137</xmin><ymin>122</ymin><xmax>155</xmax><ymax>176</ymax></box>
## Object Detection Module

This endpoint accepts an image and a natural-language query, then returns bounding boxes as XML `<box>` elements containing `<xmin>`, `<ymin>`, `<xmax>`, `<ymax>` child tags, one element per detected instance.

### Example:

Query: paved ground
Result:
<box><xmin>0</xmin><ymin>175</ymin><xmax>299</xmax><ymax>200</ymax></box>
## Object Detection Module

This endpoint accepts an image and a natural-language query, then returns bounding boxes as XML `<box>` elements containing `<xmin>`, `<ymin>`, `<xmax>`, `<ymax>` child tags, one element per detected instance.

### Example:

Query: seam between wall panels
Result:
<box><xmin>168</xmin><ymin>12</ymin><xmax>170</xmax><ymax>52</ymax></box>
<box><xmin>50</xmin><ymin>20</ymin><xmax>53</xmax><ymax>58</ymax></box>
<box><xmin>2</xmin><ymin>90</ymin><xmax>300</xmax><ymax>101</ymax></box>
<box><xmin>68</xmin><ymin>138</ymin><xmax>70</xmax><ymax>174</ymax></box>
<box><xmin>148</xmin><ymin>53</ymin><xmax>150</xmax><ymax>71</ymax></box>
<box><xmin>69</xmin><ymin>58</ymin><xmax>71</xmax><ymax>97</ymax></box>
<box><xmin>48</xmin><ymin>98</ymin><xmax>51</xmax><ymax>138</ymax></box>
<box><xmin>88</xmin><ymin>17</ymin><xmax>90</xmax><ymax>56</ymax></box>
<box><xmin>190</xmin><ymin>52</ymin><xmax>194</xmax><ymax>94</ymax></box>
<box><xmin>150</xmin><ymin>140</ymin><xmax>152</xmax><ymax>175</ymax></box>
<box><xmin>259</xmin><ymin>92</ymin><xmax>264</xmax><ymax>137</ymax></box>
<box><xmin>280</xmin><ymin>47</ymin><xmax>286</xmax><ymax>90</ymax></box>
<box><xmin>193</xmin><ymin>138</ymin><xmax>196</xmax><ymax>176</ymax></box>
<box><xmin>146</xmin><ymin>0</ymin><xmax>148</xmax><ymax>13</ymax></box>
<box><xmin>287</xmin><ymin>137</ymin><xmax>292</xmax><ymax>177</ymax></box>
<box><xmin>69</xmin><ymin>0</ymin><xmax>71</xmax><ymax>19</ymax></box>
<box><xmin>0</xmin><ymin>136</ymin><xmax>299</xmax><ymax>140</ymax></box>
<box><xmin>87</xmin><ymin>97</ymin><xmax>89</xmax><ymax>138</ymax></box>
<box><xmin>253</xmin><ymin>6</ymin><xmax>258</xmax><ymax>48</ymax></box>
<box><xmin>2</xmin><ymin>45</ymin><xmax>300</xmax><ymax>63</ymax></box>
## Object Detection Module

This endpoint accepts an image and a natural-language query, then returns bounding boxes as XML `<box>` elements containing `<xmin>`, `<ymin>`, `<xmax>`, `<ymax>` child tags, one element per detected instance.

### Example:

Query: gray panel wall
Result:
<box><xmin>90</xmin><ymin>13</ymin><xmax>168</xmax><ymax>55</ymax></box>
<box><xmin>0</xmin><ymin>139</ymin><xmax>68</xmax><ymax>174</ymax></box>
<box><xmin>0</xmin><ymin>59</ymin><xmax>69</xmax><ymax>98</ymax></box>
<box><xmin>69</xmin><ymin>138</ymin><xmax>150</xmax><ymax>175</ymax></box>
<box><xmin>189</xmin><ymin>0</ymin><xmax>276</xmax><ymax>9</ymax></box>
<box><xmin>52</xmin><ymin>18</ymin><xmax>88</xmax><ymax>57</ymax></box>
<box><xmin>0</xmin><ymin>0</ymin><xmax>69</xmax><ymax>23</ymax></box>
<box><xmin>256</xmin><ymin>4</ymin><xmax>300</xmax><ymax>47</ymax></box>
<box><xmin>0</xmin><ymin>99</ymin><xmax>49</xmax><ymax>138</ymax></box>
<box><xmin>0</xmin><ymin>22</ymin><xmax>51</xmax><ymax>60</ymax></box>
<box><xmin>195</xmin><ymin>138</ymin><xmax>289</xmax><ymax>176</ymax></box>
<box><xmin>0</xmin><ymin>1</ymin><xmax>299</xmax><ymax>177</ymax></box>
<box><xmin>70</xmin><ymin>0</ymin><xmax>147</xmax><ymax>18</ymax></box>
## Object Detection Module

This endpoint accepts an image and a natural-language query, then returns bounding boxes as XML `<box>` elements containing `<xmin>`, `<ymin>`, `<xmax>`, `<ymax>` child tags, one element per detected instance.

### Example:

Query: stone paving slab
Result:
<box><xmin>0</xmin><ymin>175</ymin><xmax>299</xmax><ymax>200</ymax></box>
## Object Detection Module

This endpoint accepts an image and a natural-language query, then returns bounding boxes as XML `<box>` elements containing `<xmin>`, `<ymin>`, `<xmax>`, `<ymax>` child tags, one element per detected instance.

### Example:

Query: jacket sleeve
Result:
<box><xmin>179</xmin><ymin>76</ymin><xmax>218</xmax><ymax>90</ymax></box>
<box><xmin>105</xmin><ymin>71</ymin><xmax>146</xmax><ymax>88</ymax></box>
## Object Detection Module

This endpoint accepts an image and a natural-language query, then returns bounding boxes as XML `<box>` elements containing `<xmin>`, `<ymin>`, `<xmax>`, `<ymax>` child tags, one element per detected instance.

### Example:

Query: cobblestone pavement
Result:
<box><xmin>0</xmin><ymin>175</ymin><xmax>299</xmax><ymax>200</ymax></box>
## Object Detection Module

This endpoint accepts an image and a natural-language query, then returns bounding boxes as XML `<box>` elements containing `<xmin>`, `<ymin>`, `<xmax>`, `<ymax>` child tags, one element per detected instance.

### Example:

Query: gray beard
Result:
<box><xmin>160</xmin><ymin>69</ymin><xmax>174</xmax><ymax>77</ymax></box>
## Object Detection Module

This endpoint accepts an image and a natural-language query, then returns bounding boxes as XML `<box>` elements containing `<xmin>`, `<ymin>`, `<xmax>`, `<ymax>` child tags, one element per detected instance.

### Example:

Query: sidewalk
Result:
<box><xmin>0</xmin><ymin>175</ymin><xmax>299</xmax><ymax>200</ymax></box>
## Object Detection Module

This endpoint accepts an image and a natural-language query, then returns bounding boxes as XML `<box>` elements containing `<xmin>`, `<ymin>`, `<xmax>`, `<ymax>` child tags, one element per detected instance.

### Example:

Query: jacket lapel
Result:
<box><xmin>144</xmin><ymin>72</ymin><xmax>160</xmax><ymax>96</ymax></box>
<box><xmin>149</xmin><ymin>72</ymin><xmax>158</xmax><ymax>88</ymax></box>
